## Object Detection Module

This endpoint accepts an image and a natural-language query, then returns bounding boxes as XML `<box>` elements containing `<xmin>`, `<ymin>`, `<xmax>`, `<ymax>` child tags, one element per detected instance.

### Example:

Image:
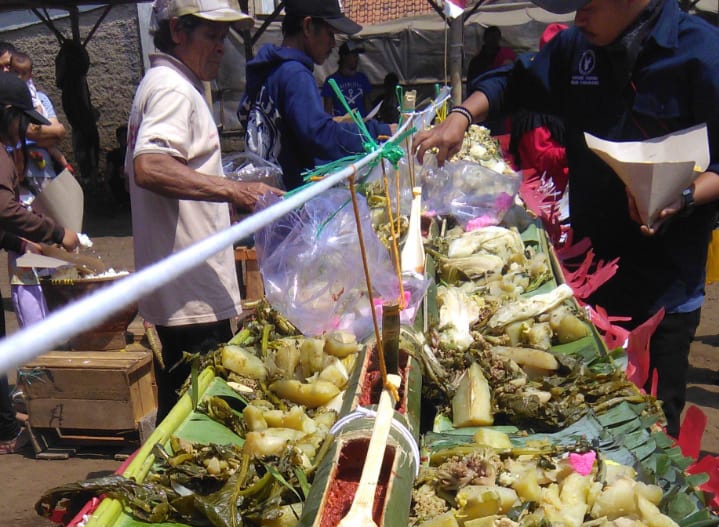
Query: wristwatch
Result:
<box><xmin>680</xmin><ymin>186</ymin><xmax>696</xmax><ymax>215</ymax></box>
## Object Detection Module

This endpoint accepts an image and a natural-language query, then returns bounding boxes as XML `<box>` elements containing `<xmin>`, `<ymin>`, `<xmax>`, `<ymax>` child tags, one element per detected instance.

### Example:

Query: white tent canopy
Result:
<box><xmin>136</xmin><ymin>2</ymin><xmax>574</xmax><ymax>131</ymax></box>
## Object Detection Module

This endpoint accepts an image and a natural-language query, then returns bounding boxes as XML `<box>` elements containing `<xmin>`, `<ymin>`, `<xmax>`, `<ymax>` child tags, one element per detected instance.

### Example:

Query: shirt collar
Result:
<box><xmin>647</xmin><ymin>0</ymin><xmax>679</xmax><ymax>50</ymax></box>
<box><xmin>149</xmin><ymin>52</ymin><xmax>205</xmax><ymax>95</ymax></box>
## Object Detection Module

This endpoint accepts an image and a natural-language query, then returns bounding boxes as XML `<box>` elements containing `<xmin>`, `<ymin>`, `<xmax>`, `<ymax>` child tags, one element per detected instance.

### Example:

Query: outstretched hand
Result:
<box><xmin>232</xmin><ymin>181</ymin><xmax>285</xmax><ymax>212</ymax></box>
<box><xmin>414</xmin><ymin>113</ymin><xmax>468</xmax><ymax>165</ymax></box>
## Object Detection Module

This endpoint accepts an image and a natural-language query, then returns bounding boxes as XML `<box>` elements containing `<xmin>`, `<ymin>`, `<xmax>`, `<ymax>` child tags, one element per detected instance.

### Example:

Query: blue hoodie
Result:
<box><xmin>238</xmin><ymin>45</ymin><xmax>391</xmax><ymax>190</ymax></box>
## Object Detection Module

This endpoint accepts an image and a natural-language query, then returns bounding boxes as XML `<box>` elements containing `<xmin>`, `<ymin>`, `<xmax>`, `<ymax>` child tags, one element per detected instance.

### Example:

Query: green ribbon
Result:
<box><xmin>282</xmin><ymin>80</ymin><xmax>418</xmax><ymax>199</ymax></box>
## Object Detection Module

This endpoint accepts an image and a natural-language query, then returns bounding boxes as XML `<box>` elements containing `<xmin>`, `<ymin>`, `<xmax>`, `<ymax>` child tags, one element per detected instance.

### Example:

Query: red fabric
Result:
<box><xmin>678</xmin><ymin>405</ymin><xmax>707</xmax><ymax>459</ymax></box>
<box><xmin>554</xmin><ymin>237</ymin><xmax>619</xmax><ymax>301</ymax></box>
<box><xmin>494</xmin><ymin>46</ymin><xmax>517</xmax><ymax>67</ymax></box>
<box><xmin>540</xmin><ymin>23</ymin><xmax>569</xmax><ymax>49</ymax></box>
<box><xmin>625</xmin><ymin>308</ymin><xmax>665</xmax><ymax>388</ymax></box>
<box><xmin>518</xmin><ymin>126</ymin><xmax>569</xmax><ymax>193</ymax></box>
<box><xmin>586</xmin><ymin>304</ymin><xmax>631</xmax><ymax>351</ymax></box>
<box><xmin>687</xmin><ymin>454</ymin><xmax>719</xmax><ymax>510</ymax></box>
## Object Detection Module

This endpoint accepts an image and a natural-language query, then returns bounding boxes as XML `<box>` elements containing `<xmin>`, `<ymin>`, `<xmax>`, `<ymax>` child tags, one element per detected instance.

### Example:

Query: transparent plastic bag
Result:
<box><xmin>223</xmin><ymin>151</ymin><xmax>285</xmax><ymax>189</ymax></box>
<box><xmin>419</xmin><ymin>154</ymin><xmax>521</xmax><ymax>228</ymax></box>
<box><xmin>362</xmin><ymin>157</ymin><xmax>414</xmax><ymax>216</ymax></box>
<box><xmin>255</xmin><ymin>189</ymin><xmax>400</xmax><ymax>338</ymax></box>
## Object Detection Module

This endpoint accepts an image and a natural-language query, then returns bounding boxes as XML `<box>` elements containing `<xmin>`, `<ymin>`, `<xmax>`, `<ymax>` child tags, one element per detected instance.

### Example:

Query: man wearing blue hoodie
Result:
<box><xmin>238</xmin><ymin>0</ymin><xmax>392</xmax><ymax>190</ymax></box>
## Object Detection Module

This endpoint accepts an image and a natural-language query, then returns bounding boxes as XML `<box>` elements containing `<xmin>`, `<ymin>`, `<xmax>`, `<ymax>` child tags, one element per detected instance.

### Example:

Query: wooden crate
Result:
<box><xmin>19</xmin><ymin>351</ymin><xmax>156</xmax><ymax>431</ymax></box>
<box><xmin>235</xmin><ymin>246</ymin><xmax>264</xmax><ymax>301</ymax></box>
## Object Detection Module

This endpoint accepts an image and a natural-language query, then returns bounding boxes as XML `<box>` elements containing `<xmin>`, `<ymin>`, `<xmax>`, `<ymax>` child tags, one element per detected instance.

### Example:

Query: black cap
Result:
<box><xmin>0</xmin><ymin>72</ymin><xmax>50</xmax><ymax>125</ymax></box>
<box><xmin>530</xmin><ymin>0</ymin><xmax>589</xmax><ymax>14</ymax></box>
<box><xmin>284</xmin><ymin>0</ymin><xmax>362</xmax><ymax>35</ymax></box>
<box><xmin>339</xmin><ymin>41</ymin><xmax>365</xmax><ymax>56</ymax></box>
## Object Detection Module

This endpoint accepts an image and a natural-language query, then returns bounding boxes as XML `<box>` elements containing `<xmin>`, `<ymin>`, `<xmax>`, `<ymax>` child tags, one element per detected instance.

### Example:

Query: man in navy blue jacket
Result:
<box><xmin>238</xmin><ymin>0</ymin><xmax>392</xmax><ymax>190</ymax></box>
<box><xmin>416</xmin><ymin>0</ymin><xmax>719</xmax><ymax>438</ymax></box>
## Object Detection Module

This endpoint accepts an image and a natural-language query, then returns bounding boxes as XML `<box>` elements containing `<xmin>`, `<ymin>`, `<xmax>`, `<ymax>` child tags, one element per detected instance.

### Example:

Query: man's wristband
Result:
<box><xmin>449</xmin><ymin>105</ymin><xmax>473</xmax><ymax>130</ymax></box>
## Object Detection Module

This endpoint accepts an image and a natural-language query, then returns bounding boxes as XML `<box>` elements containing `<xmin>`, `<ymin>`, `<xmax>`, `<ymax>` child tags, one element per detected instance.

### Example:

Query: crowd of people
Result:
<box><xmin>1</xmin><ymin>0</ymin><xmax>717</xmax><ymax>454</ymax></box>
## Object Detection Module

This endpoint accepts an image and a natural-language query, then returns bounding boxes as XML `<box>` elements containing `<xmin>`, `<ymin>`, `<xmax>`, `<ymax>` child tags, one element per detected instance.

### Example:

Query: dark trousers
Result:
<box><xmin>0</xmin><ymin>297</ymin><xmax>19</xmax><ymax>440</ymax></box>
<box><xmin>644</xmin><ymin>309</ymin><xmax>701</xmax><ymax>438</ymax></box>
<box><xmin>154</xmin><ymin>320</ymin><xmax>233</xmax><ymax>424</ymax></box>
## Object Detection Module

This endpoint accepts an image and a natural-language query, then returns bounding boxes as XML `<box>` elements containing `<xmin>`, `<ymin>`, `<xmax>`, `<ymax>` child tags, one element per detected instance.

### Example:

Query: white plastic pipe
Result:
<box><xmin>0</xmin><ymin>116</ymin><xmax>422</xmax><ymax>374</ymax></box>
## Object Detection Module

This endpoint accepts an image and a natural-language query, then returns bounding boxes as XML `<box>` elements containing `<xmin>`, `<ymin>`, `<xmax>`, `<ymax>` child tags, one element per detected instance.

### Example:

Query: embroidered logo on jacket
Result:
<box><xmin>571</xmin><ymin>49</ymin><xmax>599</xmax><ymax>86</ymax></box>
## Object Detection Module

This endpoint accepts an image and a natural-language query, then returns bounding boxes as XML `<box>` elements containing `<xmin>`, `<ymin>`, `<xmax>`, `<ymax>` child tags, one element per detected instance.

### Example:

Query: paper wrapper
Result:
<box><xmin>584</xmin><ymin>124</ymin><xmax>710</xmax><ymax>225</ymax></box>
<box><xmin>32</xmin><ymin>168</ymin><xmax>84</xmax><ymax>233</ymax></box>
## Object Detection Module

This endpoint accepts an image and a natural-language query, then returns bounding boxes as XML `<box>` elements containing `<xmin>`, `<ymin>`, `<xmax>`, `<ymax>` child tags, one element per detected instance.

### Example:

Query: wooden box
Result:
<box><xmin>235</xmin><ymin>246</ymin><xmax>264</xmax><ymax>301</ymax></box>
<box><xmin>19</xmin><ymin>351</ymin><xmax>156</xmax><ymax>431</ymax></box>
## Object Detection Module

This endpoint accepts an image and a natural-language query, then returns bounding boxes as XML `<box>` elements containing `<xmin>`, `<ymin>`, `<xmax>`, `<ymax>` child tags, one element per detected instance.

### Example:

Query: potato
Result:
<box><xmin>452</xmin><ymin>362</ymin><xmax>493</xmax><ymax>427</ymax></box>
<box><xmin>269</xmin><ymin>379</ymin><xmax>340</xmax><ymax>408</ymax></box>
<box><xmin>418</xmin><ymin>511</ymin><xmax>459</xmax><ymax>527</ymax></box>
<box><xmin>243</xmin><ymin>428</ymin><xmax>303</xmax><ymax>458</ymax></box>
<box><xmin>505</xmin><ymin>321</ymin><xmax>530</xmax><ymax>347</ymax></box>
<box><xmin>299</xmin><ymin>338</ymin><xmax>327</xmax><ymax>378</ymax></box>
<box><xmin>222</xmin><ymin>344</ymin><xmax>268</xmax><ymax>380</ymax></box>
<box><xmin>560</xmin><ymin>472</ymin><xmax>592</xmax><ymax>505</ymax></box>
<box><xmin>473</xmin><ymin>429</ymin><xmax>512</xmax><ymax>450</ymax></box>
<box><xmin>464</xmin><ymin>515</ymin><xmax>498</xmax><ymax>527</ymax></box>
<box><xmin>556</xmin><ymin>313</ymin><xmax>591</xmax><ymax>344</ymax></box>
<box><xmin>604</xmin><ymin>461</ymin><xmax>637</xmax><ymax>484</ymax></box>
<box><xmin>274</xmin><ymin>339</ymin><xmax>302</xmax><ymax>378</ymax></box>
<box><xmin>636</xmin><ymin>494</ymin><xmax>679</xmax><ymax>527</ymax></box>
<box><xmin>456</xmin><ymin>486</ymin><xmax>518</xmax><ymax>520</ymax></box>
<box><xmin>321</xmin><ymin>390</ymin><xmax>345</xmax><ymax>413</ymax></box>
<box><xmin>456</xmin><ymin>487</ymin><xmax>500</xmax><ymax>520</ymax></box>
<box><xmin>492</xmin><ymin>346</ymin><xmax>559</xmax><ymax>372</ymax></box>
<box><xmin>324</xmin><ymin>330</ymin><xmax>360</xmax><ymax>358</ymax></box>
<box><xmin>261</xmin><ymin>503</ymin><xmax>303</xmax><ymax>527</ymax></box>
<box><xmin>522</xmin><ymin>322</ymin><xmax>553</xmax><ymax>351</ymax></box>
<box><xmin>318</xmin><ymin>357</ymin><xmax>349</xmax><ymax>388</ymax></box>
<box><xmin>243</xmin><ymin>404</ymin><xmax>268</xmax><ymax>431</ymax></box>
<box><xmin>545</xmin><ymin>502</ymin><xmax>587</xmax><ymax>527</ymax></box>
<box><xmin>280</xmin><ymin>406</ymin><xmax>317</xmax><ymax>433</ymax></box>
<box><xmin>635</xmin><ymin>482</ymin><xmax>664</xmax><ymax>506</ymax></box>
<box><xmin>590</xmin><ymin>478</ymin><xmax>637</xmax><ymax>520</ymax></box>
<box><xmin>511</xmin><ymin>466</ymin><xmax>542</xmax><ymax>503</ymax></box>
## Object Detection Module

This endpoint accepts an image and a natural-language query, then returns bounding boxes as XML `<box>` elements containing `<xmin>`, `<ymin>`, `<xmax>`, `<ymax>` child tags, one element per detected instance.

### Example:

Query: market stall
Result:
<box><xmin>14</xmin><ymin>89</ymin><xmax>718</xmax><ymax>527</ymax></box>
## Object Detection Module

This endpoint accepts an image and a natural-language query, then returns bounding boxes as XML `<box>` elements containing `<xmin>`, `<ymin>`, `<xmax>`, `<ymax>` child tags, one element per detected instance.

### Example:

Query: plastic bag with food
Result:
<box><xmin>223</xmin><ymin>151</ymin><xmax>284</xmax><ymax>189</ymax></box>
<box><xmin>255</xmin><ymin>189</ymin><xmax>400</xmax><ymax>338</ymax></box>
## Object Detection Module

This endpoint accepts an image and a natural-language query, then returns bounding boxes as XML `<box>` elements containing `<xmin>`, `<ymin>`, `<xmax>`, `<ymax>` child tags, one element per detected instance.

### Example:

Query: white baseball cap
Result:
<box><xmin>154</xmin><ymin>0</ymin><xmax>254</xmax><ymax>29</ymax></box>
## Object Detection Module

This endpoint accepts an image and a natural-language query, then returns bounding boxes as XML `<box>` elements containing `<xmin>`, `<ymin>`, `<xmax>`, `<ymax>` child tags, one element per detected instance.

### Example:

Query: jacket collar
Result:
<box><xmin>648</xmin><ymin>0</ymin><xmax>679</xmax><ymax>50</ymax></box>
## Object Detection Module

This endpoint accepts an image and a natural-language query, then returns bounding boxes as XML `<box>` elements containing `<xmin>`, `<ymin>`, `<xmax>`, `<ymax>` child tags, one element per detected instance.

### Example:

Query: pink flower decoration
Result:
<box><xmin>569</xmin><ymin>451</ymin><xmax>596</xmax><ymax>476</ymax></box>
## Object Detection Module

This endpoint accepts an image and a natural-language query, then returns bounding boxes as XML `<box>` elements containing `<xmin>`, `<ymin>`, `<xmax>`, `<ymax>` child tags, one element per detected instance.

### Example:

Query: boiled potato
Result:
<box><xmin>222</xmin><ymin>344</ymin><xmax>268</xmax><ymax>380</ymax></box>
<box><xmin>243</xmin><ymin>428</ymin><xmax>304</xmax><ymax>457</ymax></box>
<box><xmin>452</xmin><ymin>362</ymin><xmax>493</xmax><ymax>427</ymax></box>
<box><xmin>636</xmin><ymin>494</ymin><xmax>678</xmax><ymax>527</ymax></box>
<box><xmin>318</xmin><ymin>357</ymin><xmax>349</xmax><ymax>388</ymax></box>
<box><xmin>511</xmin><ymin>466</ymin><xmax>542</xmax><ymax>503</ymax></box>
<box><xmin>243</xmin><ymin>404</ymin><xmax>268</xmax><ymax>431</ymax></box>
<box><xmin>456</xmin><ymin>485</ymin><xmax>518</xmax><ymax>520</ymax></box>
<box><xmin>473</xmin><ymin>429</ymin><xmax>512</xmax><ymax>450</ymax></box>
<box><xmin>492</xmin><ymin>346</ymin><xmax>559</xmax><ymax>372</ymax></box>
<box><xmin>299</xmin><ymin>338</ymin><xmax>327</xmax><ymax>377</ymax></box>
<box><xmin>273</xmin><ymin>339</ymin><xmax>302</xmax><ymax>378</ymax></box>
<box><xmin>556</xmin><ymin>314</ymin><xmax>591</xmax><ymax>344</ymax></box>
<box><xmin>269</xmin><ymin>379</ymin><xmax>340</xmax><ymax>408</ymax></box>
<box><xmin>418</xmin><ymin>511</ymin><xmax>459</xmax><ymax>527</ymax></box>
<box><xmin>590</xmin><ymin>478</ymin><xmax>638</xmax><ymax>519</ymax></box>
<box><xmin>324</xmin><ymin>330</ymin><xmax>360</xmax><ymax>358</ymax></box>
